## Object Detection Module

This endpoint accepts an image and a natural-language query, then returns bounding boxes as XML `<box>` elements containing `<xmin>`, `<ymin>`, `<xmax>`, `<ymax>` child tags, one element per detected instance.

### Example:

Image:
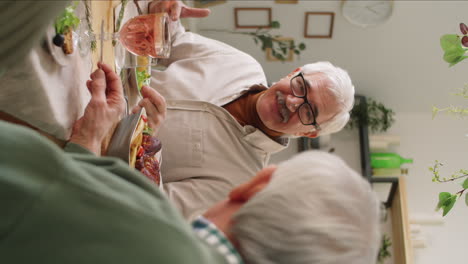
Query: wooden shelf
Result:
<box><xmin>389</xmin><ymin>176</ymin><xmax>413</xmax><ymax>264</ymax></box>
<box><xmin>355</xmin><ymin>95</ymin><xmax>413</xmax><ymax>263</ymax></box>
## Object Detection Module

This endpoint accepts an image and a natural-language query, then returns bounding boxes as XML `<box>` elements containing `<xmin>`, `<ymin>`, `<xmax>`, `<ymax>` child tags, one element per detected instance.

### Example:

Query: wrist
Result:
<box><xmin>69</xmin><ymin>135</ymin><xmax>102</xmax><ymax>156</ymax></box>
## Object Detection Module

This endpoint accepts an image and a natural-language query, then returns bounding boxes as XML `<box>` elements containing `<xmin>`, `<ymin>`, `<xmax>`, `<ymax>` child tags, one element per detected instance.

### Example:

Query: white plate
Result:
<box><xmin>107</xmin><ymin>108</ymin><xmax>164</xmax><ymax>188</ymax></box>
<box><xmin>107</xmin><ymin>108</ymin><xmax>145</xmax><ymax>164</ymax></box>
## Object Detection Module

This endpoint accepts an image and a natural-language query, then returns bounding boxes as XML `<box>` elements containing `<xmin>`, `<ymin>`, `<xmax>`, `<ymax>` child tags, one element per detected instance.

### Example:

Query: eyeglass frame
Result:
<box><xmin>290</xmin><ymin>71</ymin><xmax>321</xmax><ymax>131</ymax></box>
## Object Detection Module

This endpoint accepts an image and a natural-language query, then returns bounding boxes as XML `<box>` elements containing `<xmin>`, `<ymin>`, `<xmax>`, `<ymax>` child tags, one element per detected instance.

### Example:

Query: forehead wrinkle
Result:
<box><xmin>304</xmin><ymin>73</ymin><xmax>326</xmax><ymax>114</ymax></box>
<box><xmin>306</xmin><ymin>73</ymin><xmax>336</xmax><ymax>122</ymax></box>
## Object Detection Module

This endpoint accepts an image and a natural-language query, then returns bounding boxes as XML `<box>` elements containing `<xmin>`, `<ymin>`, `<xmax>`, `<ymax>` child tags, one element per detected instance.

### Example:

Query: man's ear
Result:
<box><xmin>229</xmin><ymin>165</ymin><xmax>277</xmax><ymax>202</ymax></box>
<box><xmin>296</xmin><ymin>131</ymin><xmax>318</xmax><ymax>138</ymax></box>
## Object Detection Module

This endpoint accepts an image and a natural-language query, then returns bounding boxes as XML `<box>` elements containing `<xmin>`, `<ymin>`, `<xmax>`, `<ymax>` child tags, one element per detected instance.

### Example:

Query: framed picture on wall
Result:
<box><xmin>193</xmin><ymin>0</ymin><xmax>226</xmax><ymax>8</ymax></box>
<box><xmin>266</xmin><ymin>37</ymin><xmax>294</xmax><ymax>62</ymax></box>
<box><xmin>304</xmin><ymin>12</ymin><xmax>335</xmax><ymax>38</ymax></box>
<box><xmin>234</xmin><ymin>7</ymin><xmax>272</xmax><ymax>29</ymax></box>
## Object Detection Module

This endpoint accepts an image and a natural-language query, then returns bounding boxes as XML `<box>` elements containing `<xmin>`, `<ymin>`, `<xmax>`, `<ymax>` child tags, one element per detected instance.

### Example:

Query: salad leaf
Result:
<box><xmin>136</xmin><ymin>69</ymin><xmax>151</xmax><ymax>91</ymax></box>
<box><xmin>143</xmin><ymin>126</ymin><xmax>154</xmax><ymax>135</ymax></box>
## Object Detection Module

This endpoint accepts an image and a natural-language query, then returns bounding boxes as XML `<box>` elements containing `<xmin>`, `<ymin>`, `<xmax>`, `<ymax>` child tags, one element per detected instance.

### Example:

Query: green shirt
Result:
<box><xmin>0</xmin><ymin>121</ymin><xmax>226</xmax><ymax>264</ymax></box>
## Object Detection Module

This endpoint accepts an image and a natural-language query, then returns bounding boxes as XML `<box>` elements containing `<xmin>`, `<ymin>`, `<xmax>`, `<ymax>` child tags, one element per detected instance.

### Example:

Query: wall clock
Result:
<box><xmin>341</xmin><ymin>0</ymin><xmax>393</xmax><ymax>28</ymax></box>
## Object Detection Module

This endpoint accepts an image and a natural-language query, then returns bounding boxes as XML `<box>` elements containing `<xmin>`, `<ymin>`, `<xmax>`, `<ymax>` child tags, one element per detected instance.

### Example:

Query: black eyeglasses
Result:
<box><xmin>290</xmin><ymin>72</ymin><xmax>321</xmax><ymax>131</ymax></box>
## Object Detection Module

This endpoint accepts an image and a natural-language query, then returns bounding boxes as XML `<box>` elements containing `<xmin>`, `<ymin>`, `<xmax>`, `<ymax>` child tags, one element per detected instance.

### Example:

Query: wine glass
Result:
<box><xmin>114</xmin><ymin>12</ymin><xmax>171</xmax><ymax>72</ymax></box>
<box><xmin>118</xmin><ymin>13</ymin><xmax>171</xmax><ymax>59</ymax></box>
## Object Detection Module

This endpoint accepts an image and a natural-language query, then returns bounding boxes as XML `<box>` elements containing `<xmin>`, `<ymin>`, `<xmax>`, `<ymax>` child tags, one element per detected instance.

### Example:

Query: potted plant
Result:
<box><xmin>346</xmin><ymin>97</ymin><xmax>395</xmax><ymax>133</ymax></box>
<box><xmin>430</xmin><ymin>22</ymin><xmax>468</xmax><ymax>216</ymax></box>
<box><xmin>202</xmin><ymin>21</ymin><xmax>306</xmax><ymax>62</ymax></box>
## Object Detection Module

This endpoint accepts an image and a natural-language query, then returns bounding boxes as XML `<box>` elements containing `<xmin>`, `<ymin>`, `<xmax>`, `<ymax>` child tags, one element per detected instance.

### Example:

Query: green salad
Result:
<box><xmin>136</xmin><ymin>69</ymin><xmax>151</xmax><ymax>91</ymax></box>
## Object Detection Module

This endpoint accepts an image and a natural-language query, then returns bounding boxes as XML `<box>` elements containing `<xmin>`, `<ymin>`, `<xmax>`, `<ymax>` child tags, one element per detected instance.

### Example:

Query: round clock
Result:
<box><xmin>342</xmin><ymin>0</ymin><xmax>393</xmax><ymax>28</ymax></box>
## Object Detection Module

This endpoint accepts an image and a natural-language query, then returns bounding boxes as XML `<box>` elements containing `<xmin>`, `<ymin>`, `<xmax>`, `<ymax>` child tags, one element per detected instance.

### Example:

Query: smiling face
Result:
<box><xmin>256</xmin><ymin>71</ymin><xmax>340</xmax><ymax>137</ymax></box>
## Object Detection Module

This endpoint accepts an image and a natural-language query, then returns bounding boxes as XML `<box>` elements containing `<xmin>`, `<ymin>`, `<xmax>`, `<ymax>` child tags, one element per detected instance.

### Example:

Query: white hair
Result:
<box><xmin>301</xmin><ymin>61</ymin><xmax>355</xmax><ymax>136</ymax></box>
<box><xmin>231</xmin><ymin>151</ymin><xmax>381</xmax><ymax>264</ymax></box>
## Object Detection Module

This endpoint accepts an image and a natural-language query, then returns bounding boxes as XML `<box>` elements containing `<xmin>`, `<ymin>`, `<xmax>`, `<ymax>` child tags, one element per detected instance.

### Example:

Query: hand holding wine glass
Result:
<box><xmin>115</xmin><ymin>0</ymin><xmax>211</xmax><ymax>66</ymax></box>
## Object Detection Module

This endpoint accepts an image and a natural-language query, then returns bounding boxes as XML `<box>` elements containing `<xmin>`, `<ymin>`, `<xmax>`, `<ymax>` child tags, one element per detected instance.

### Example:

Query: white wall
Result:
<box><xmin>191</xmin><ymin>1</ymin><xmax>468</xmax><ymax>263</ymax></box>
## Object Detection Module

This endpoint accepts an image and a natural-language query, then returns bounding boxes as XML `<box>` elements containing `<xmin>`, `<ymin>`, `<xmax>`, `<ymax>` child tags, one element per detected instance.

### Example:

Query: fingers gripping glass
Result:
<box><xmin>290</xmin><ymin>72</ymin><xmax>321</xmax><ymax>131</ymax></box>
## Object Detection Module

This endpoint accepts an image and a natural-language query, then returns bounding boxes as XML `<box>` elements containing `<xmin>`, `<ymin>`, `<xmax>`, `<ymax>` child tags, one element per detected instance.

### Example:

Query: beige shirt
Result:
<box><xmin>159</xmin><ymin>100</ymin><xmax>286</xmax><ymax>220</ymax></box>
<box><xmin>152</xmin><ymin>22</ymin><xmax>288</xmax><ymax>220</ymax></box>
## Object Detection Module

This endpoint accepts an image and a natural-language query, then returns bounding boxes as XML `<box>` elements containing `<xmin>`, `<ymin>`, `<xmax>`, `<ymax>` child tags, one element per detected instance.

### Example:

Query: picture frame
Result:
<box><xmin>304</xmin><ymin>12</ymin><xmax>335</xmax><ymax>38</ymax></box>
<box><xmin>234</xmin><ymin>7</ymin><xmax>272</xmax><ymax>29</ymax></box>
<box><xmin>266</xmin><ymin>37</ymin><xmax>294</xmax><ymax>62</ymax></box>
<box><xmin>193</xmin><ymin>0</ymin><xmax>226</xmax><ymax>8</ymax></box>
<box><xmin>275</xmin><ymin>0</ymin><xmax>298</xmax><ymax>3</ymax></box>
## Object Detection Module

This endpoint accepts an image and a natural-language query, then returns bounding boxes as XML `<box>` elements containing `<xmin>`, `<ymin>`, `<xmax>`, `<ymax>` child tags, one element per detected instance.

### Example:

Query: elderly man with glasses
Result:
<box><xmin>147</xmin><ymin>0</ymin><xmax>355</xmax><ymax>220</ymax></box>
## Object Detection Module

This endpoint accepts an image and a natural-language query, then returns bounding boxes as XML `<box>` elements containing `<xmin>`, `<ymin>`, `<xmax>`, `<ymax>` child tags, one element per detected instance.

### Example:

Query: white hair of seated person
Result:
<box><xmin>302</xmin><ymin>61</ymin><xmax>355</xmax><ymax>137</ymax></box>
<box><xmin>231</xmin><ymin>151</ymin><xmax>381</xmax><ymax>264</ymax></box>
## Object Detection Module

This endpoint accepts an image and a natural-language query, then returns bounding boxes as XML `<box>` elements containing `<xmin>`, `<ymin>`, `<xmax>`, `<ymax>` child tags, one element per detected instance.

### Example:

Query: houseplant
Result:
<box><xmin>346</xmin><ymin>97</ymin><xmax>395</xmax><ymax>133</ymax></box>
<box><xmin>430</xmin><ymin>22</ymin><xmax>468</xmax><ymax>216</ymax></box>
<box><xmin>377</xmin><ymin>234</ymin><xmax>392</xmax><ymax>264</ymax></box>
<box><xmin>202</xmin><ymin>20</ymin><xmax>306</xmax><ymax>62</ymax></box>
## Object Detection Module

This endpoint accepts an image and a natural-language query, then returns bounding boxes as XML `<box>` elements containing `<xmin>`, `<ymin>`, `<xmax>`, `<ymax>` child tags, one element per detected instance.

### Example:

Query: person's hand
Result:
<box><xmin>69</xmin><ymin>62</ymin><xmax>125</xmax><ymax>155</ymax></box>
<box><xmin>131</xmin><ymin>85</ymin><xmax>167</xmax><ymax>135</ymax></box>
<box><xmin>148</xmin><ymin>0</ymin><xmax>210</xmax><ymax>21</ymax></box>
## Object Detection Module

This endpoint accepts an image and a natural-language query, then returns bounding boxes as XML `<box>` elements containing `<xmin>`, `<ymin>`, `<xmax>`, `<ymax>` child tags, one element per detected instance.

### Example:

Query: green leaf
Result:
<box><xmin>440</xmin><ymin>34</ymin><xmax>460</xmax><ymax>51</ymax></box>
<box><xmin>261</xmin><ymin>38</ymin><xmax>273</xmax><ymax>50</ymax></box>
<box><xmin>442</xmin><ymin>195</ymin><xmax>457</xmax><ymax>216</ymax></box>
<box><xmin>443</xmin><ymin>47</ymin><xmax>465</xmax><ymax>63</ymax></box>
<box><xmin>465</xmin><ymin>193</ymin><xmax>468</xmax><ymax>206</ymax></box>
<box><xmin>298</xmin><ymin>43</ymin><xmax>306</xmax><ymax>50</ymax></box>
<box><xmin>143</xmin><ymin>126</ymin><xmax>153</xmax><ymax>135</ymax></box>
<box><xmin>294</xmin><ymin>49</ymin><xmax>300</xmax><ymax>55</ymax></box>
<box><xmin>431</xmin><ymin>106</ymin><xmax>439</xmax><ymax>119</ymax></box>
<box><xmin>436</xmin><ymin>192</ymin><xmax>452</xmax><ymax>211</ymax></box>
<box><xmin>278</xmin><ymin>41</ymin><xmax>287</xmax><ymax>48</ymax></box>
<box><xmin>448</xmin><ymin>55</ymin><xmax>468</xmax><ymax>67</ymax></box>
<box><xmin>54</xmin><ymin>3</ymin><xmax>80</xmax><ymax>34</ymax></box>
<box><xmin>271</xmin><ymin>20</ymin><xmax>280</xmax><ymax>28</ymax></box>
<box><xmin>275</xmin><ymin>53</ymin><xmax>284</xmax><ymax>61</ymax></box>
<box><xmin>280</xmin><ymin>47</ymin><xmax>287</xmax><ymax>54</ymax></box>
<box><xmin>439</xmin><ymin>34</ymin><xmax>467</xmax><ymax>65</ymax></box>
<box><xmin>462</xmin><ymin>178</ymin><xmax>468</xmax><ymax>189</ymax></box>
<box><xmin>136</xmin><ymin>69</ymin><xmax>151</xmax><ymax>91</ymax></box>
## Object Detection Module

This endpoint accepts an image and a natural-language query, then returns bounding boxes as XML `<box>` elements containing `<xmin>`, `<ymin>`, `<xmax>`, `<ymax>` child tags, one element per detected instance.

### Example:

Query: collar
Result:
<box><xmin>166</xmin><ymin>99</ymin><xmax>289</xmax><ymax>153</ymax></box>
<box><xmin>192</xmin><ymin>216</ymin><xmax>244</xmax><ymax>264</ymax></box>
<box><xmin>223</xmin><ymin>89</ymin><xmax>284</xmax><ymax>139</ymax></box>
